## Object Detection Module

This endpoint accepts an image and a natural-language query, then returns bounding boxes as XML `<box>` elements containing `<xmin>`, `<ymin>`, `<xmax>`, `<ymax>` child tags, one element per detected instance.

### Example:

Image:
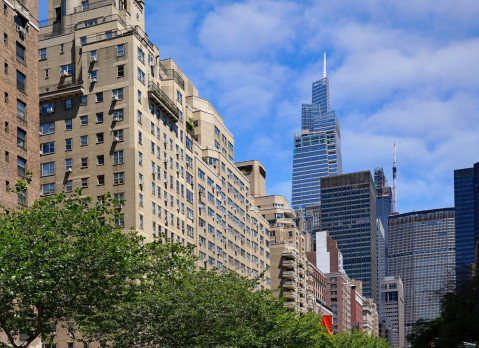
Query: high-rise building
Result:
<box><xmin>303</xmin><ymin>203</ymin><xmax>321</xmax><ymax>252</ymax></box>
<box><xmin>374</xmin><ymin>167</ymin><xmax>392</xmax><ymax>274</ymax></box>
<box><xmin>0</xmin><ymin>0</ymin><xmax>40</xmax><ymax>209</ymax></box>
<box><xmin>37</xmin><ymin>0</ymin><xmax>270</xmax><ymax>289</ymax></box>
<box><xmin>320</xmin><ymin>171</ymin><xmax>378</xmax><ymax>301</ymax></box>
<box><xmin>291</xmin><ymin>54</ymin><xmax>342</xmax><ymax>212</ymax></box>
<box><xmin>388</xmin><ymin>208</ymin><xmax>455</xmax><ymax>346</ymax></box>
<box><xmin>454</xmin><ymin>162</ymin><xmax>479</xmax><ymax>284</ymax></box>
<box><xmin>380</xmin><ymin>276</ymin><xmax>404</xmax><ymax>348</ymax></box>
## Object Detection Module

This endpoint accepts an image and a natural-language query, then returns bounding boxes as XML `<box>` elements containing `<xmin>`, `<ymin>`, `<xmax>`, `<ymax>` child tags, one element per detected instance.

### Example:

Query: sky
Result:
<box><xmin>39</xmin><ymin>0</ymin><xmax>479</xmax><ymax>213</ymax></box>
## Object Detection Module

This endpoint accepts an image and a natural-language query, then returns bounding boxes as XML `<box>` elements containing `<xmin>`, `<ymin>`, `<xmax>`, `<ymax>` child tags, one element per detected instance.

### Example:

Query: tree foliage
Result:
<box><xmin>333</xmin><ymin>329</ymin><xmax>391</xmax><ymax>348</ymax></box>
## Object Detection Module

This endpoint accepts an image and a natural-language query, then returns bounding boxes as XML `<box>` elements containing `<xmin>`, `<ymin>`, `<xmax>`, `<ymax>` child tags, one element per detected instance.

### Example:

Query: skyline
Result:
<box><xmin>38</xmin><ymin>0</ymin><xmax>479</xmax><ymax>213</ymax></box>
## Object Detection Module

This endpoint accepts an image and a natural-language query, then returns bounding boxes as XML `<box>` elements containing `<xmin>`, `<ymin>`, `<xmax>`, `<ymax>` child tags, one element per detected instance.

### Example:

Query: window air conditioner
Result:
<box><xmin>47</xmin><ymin>107</ymin><xmax>54</xmax><ymax>114</ymax></box>
<box><xmin>113</xmin><ymin>136</ymin><xmax>120</xmax><ymax>142</ymax></box>
<box><xmin>90</xmin><ymin>56</ymin><xmax>97</xmax><ymax>62</ymax></box>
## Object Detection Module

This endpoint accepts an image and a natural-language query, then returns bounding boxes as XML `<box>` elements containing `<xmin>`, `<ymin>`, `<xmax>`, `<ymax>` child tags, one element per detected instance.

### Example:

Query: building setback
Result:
<box><xmin>388</xmin><ymin>208</ymin><xmax>455</xmax><ymax>346</ymax></box>
<box><xmin>320</xmin><ymin>171</ymin><xmax>378</xmax><ymax>301</ymax></box>
<box><xmin>0</xmin><ymin>0</ymin><xmax>40</xmax><ymax>209</ymax></box>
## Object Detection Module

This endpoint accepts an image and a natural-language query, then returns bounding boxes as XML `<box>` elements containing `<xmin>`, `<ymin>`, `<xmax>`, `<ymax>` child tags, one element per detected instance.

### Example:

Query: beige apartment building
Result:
<box><xmin>37</xmin><ymin>0</ymin><xmax>270</xmax><ymax>294</ymax></box>
<box><xmin>0</xmin><ymin>0</ymin><xmax>40</xmax><ymax>209</ymax></box>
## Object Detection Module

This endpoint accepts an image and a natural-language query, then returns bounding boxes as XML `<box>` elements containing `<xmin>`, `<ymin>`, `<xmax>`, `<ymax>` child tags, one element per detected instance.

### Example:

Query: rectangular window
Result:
<box><xmin>113</xmin><ymin>129</ymin><xmax>124</xmax><ymax>141</ymax></box>
<box><xmin>82</xmin><ymin>1</ymin><xmax>89</xmax><ymax>11</ymax></box>
<box><xmin>40</xmin><ymin>142</ymin><xmax>55</xmax><ymax>155</ymax></box>
<box><xmin>17</xmin><ymin>157</ymin><xmax>26</xmax><ymax>177</ymax></box>
<box><xmin>60</xmin><ymin>64</ymin><xmax>74</xmax><ymax>76</ymax></box>
<box><xmin>117</xmin><ymin>65</ymin><xmax>125</xmax><ymax>77</ymax></box>
<box><xmin>80</xmin><ymin>96</ymin><xmax>87</xmax><ymax>105</ymax></box>
<box><xmin>114</xmin><ymin>172</ymin><xmax>124</xmax><ymax>185</ymax></box>
<box><xmin>65</xmin><ymin>99</ymin><xmax>72</xmax><ymax>110</ymax></box>
<box><xmin>96</xmin><ymin>92</ymin><xmax>103</xmax><ymax>102</ymax></box>
<box><xmin>65</xmin><ymin>180</ymin><xmax>73</xmax><ymax>192</ymax></box>
<box><xmin>65</xmin><ymin>119</ymin><xmax>72</xmax><ymax>130</ymax></box>
<box><xmin>16</xmin><ymin>42</ymin><xmax>26</xmax><ymax>63</ymax></box>
<box><xmin>81</xmin><ymin>178</ymin><xmax>88</xmax><ymax>188</ymax></box>
<box><xmin>176</xmin><ymin>90</ymin><xmax>182</xmax><ymax>105</ymax></box>
<box><xmin>16</xmin><ymin>70</ymin><xmax>26</xmax><ymax>92</ymax></box>
<box><xmin>80</xmin><ymin>135</ymin><xmax>88</xmax><ymax>146</ymax></box>
<box><xmin>97</xmin><ymin>155</ymin><xmax>104</xmax><ymax>166</ymax></box>
<box><xmin>137</xmin><ymin>47</ymin><xmax>145</xmax><ymax>63</ymax></box>
<box><xmin>41</xmin><ymin>162</ymin><xmax>55</xmax><ymax>177</ymax></box>
<box><xmin>90</xmin><ymin>50</ymin><xmax>97</xmax><ymax>61</ymax></box>
<box><xmin>40</xmin><ymin>122</ymin><xmax>55</xmax><ymax>135</ymax></box>
<box><xmin>117</xmin><ymin>44</ymin><xmax>124</xmax><ymax>57</ymax></box>
<box><xmin>113</xmin><ymin>109</ymin><xmax>124</xmax><ymax>121</ymax></box>
<box><xmin>113</xmin><ymin>150</ymin><xmax>124</xmax><ymax>164</ymax></box>
<box><xmin>17</xmin><ymin>99</ymin><xmax>26</xmax><ymax>120</ymax></box>
<box><xmin>137</xmin><ymin>90</ymin><xmax>142</xmax><ymax>103</ymax></box>
<box><xmin>112</xmin><ymin>88</ymin><xmax>123</xmax><ymax>100</ymax></box>
<box><xmin>41</xmin><ymin>183</ymin><xmax>55</xmax><ymax>196</ymax></box>
<box><xmin>60</xmin><ymin>44</ymin><xmax>64</xmax><ymax>54</ymax></box>
<box><xmin>38</xmin><ymin>47</ymin><xmax>47</xmax><ymax>60</ymax></box>
<box><xmin>96</xmin><ymin>112</ymin><xmax>103</xmax><ymax>123</ymax></box>
<box><xmin>137</xmin><ymin>68</ymin><xmax>145</xmax><ymax>84</ymax></box>
<box><xmin>97</xmin><ymin>175</ymin><xmax>105</xmax><ymax>186</ymax></box>
<box><xmin>80</xmin><ymin>115</ymin><xmax>88</xmax><ymax>126</ymax></box>
<box><xmin>96</xmin><ymin>133</ymin><xmax>104</xmax><ymax>143</ymax></box>
<box><xmin>17</xmin><ymin>128</ymin><xmax>26</xmax><ymax>149</ymax></box>
<box><xmin>65</xmin><ymin>138</ymin><xmax>72</xmax><ymax>151</ymax></box>
<box><xmin>65</xmin><ymin>159</ymin><xmax>72</xmax><ymax>171</ymax></box>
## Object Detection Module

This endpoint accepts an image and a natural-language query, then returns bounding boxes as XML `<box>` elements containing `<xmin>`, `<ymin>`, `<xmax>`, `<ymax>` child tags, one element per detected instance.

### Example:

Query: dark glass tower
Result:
<box><xmin>454</xmin><ymin>162</ymin><xmax>479</xmax><ymax>284</ymax></box>
<box><xmin>320</xmin><ymin>171</ymin><xmax>378</xmax><ymax>301</ymax></box>
<box><xmin>291</xmin><ymin>53</ymin><xmax>342</xmax><ymax>212</ymax></box>
<box><xmin>374</xmin><ymin>167</ymin><xmax>392</xmax><ymax>275</ymax></box>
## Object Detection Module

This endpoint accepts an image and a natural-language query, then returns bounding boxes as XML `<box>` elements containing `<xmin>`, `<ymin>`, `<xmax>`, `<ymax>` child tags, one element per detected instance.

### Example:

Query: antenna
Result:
<box><xmin>323</xmin><ymin>52</ymin><xmax>327</xmax><ymax>78</ymax></box>
<box><xmin>393</xmin><ymin>143</ymin><xmax>397</xmax><ymax>213</ymax></box>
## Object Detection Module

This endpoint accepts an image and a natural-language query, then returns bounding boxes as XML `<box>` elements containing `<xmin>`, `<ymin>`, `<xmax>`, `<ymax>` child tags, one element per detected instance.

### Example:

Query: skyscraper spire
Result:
<box><xmin>323</xmin><ymin>51</ymin><xmax>327</xmax><ymax>78</ymax></box>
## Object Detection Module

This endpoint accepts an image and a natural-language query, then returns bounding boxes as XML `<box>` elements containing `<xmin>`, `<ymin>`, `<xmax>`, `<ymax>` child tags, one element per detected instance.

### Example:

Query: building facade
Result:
<box><xmin>454</xmin><ymin>163</ymin><xmax>479</xmax><ymax>284</ymax></box>
<box><xmin>320</xmin><ymin>171</ymin><xmax>378</xmax><ymax>301</ymax></box>
<box><xmin>375</xmin><ymin>167</ymin><xmax>392</xmax><ymax>275</ymax></box>
<box><xmin>0</xmin><ymin>0</ymin><xmax>40</xmax><ymax>209</ymax></box>
<box><xmin>291</xmin><ymin>56</ymin><xmax>342</xmax><ymax>212</ymax></box>
<box><xmin>362</xmin><ymin>296</ymin><xmax>379</xmax><ymax>336</ymax></box>
<box><xmin>380</xmin><ymin>276</ymin><xmax>404</xmax><ymax>348</ymax></box>
<box><xmin>388</xmin><ymin>209</ymin><xmax>455</xmax><ymax>346</ymax></box>
<box><xmin>37</xmin><ymin>0</ymin><xmax>270</xmax><ymax>294</ymax></box>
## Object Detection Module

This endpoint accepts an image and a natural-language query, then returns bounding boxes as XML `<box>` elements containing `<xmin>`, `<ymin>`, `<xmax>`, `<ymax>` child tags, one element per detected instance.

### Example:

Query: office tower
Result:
<box><xmin>375</xmin><ymin>167</ymin><xmax>392</xmax><ymax>274</ymax></box>
<box><xmin>0</xmin><ymin>0</ymin><xmax>40</xmax><ymax>209</ymax></box>
<box><xmin>380</xmin><ymin>276</ymin><xmax>404</xmax><ymax>348</ymax></box>
<box><xmin>37</xmin><ymin>0</ymin><xmax>270</xmax><ymax>290</ymax></box>
<box><xmin>454</xmin><ymin>162</ymin><xmax>479</xmax><ymax>284</ymax></box>
<box><xmin>291</xmin><ymin>54</ymin><xmax>342</xmax><ymax>212</ymax></box>
<box><xmin>388</xmin><ymin>209</ymin><xmax>455</xmax><ymax>346</ymax></box>
<box><xmin>320</xmin><ymin>171</ymin><xmax>378</xmax><ymax>301</ymax></box>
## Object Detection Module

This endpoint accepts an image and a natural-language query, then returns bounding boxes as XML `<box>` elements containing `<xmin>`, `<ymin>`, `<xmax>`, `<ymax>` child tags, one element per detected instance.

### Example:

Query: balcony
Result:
<box><xmin>40</xmin><ymin>83</ymin><xmax>84</xmax><ymax>102</ymax></box>
<box><xmin>282</xmin><ymin>280</ymin><xmax>296</xmax><ymax>289</ymax></box>
<box><xmin>148</xmin><ymin>81</ymin><xmax>180</xmax><ymax>123</ymax></box>
<box><xmin>282</xmin><ymin>259</ymin><xmax>295</xmax><ymax>269</ymax></box>
<box><xmin>282</xmin><ymin>249</ymin><xmax>297</xmax><ymax>260</ymax></box>
<box><xmin>158</xmin><ymin>62</ymin><xmax>185</xmax><ymax>90</ymax></box>
<box><xmin>282</xmin><ymin>271</ymin><xmax>296</xmax><ymax>280</ymax></box>
<box><xmin>283</xmin><ymin>301</ymin><xmax>295</xmax><ymax>308</ymax></box>
<box><xmin>283</xmin><ymin>291</ymin><xmax>297</xmax><ymax>299</ymax></box>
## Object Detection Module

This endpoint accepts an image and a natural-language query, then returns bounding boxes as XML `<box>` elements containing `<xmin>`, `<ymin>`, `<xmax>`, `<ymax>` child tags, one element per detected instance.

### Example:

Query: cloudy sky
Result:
<box><xmin>40</xmin><ymin>0</ymin><xmax>479</xmax><ymax>213</ymax></box>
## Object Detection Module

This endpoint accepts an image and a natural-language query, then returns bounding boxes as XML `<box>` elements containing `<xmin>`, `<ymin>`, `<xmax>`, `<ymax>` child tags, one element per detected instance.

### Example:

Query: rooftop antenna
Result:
<box><xmin>323</xmin><ymin>51</ymin><xmax>327</xmax><ymax>78</ymax></box>
<box><xmin>393</xmin><ymin>143</ymin><xmax>397</xmax><ymax>213</ymax></box>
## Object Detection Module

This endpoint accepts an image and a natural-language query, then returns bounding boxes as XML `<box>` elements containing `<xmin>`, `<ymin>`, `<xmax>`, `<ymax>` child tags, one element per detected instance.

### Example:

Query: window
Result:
<box><xmin>113</xmin><ymin>109</ymin><xmax>124</xmax><ymax>121</ymax></box>
<box><xmin>65</xmin><ymin>99</ymin><xmax>72</xmax><ymax>110</ymax></box>
<box><xmin>60</xmin><ymin>44</ymin><xmax>64</xmax><ymax>54</ymax></box>
<box><xmin>90</xmin><ymin>70</ymin><xmax>97</xmax><ymax>81</ymax></box>
<box><xmin>137</xmin><ymin>47</ymin><xmax>145</xmax><ymax>63</ymax></box>
<box><xmin>114</xmin><ymin>172</ymin><xmax>124</xmax><ymax>185</ymax></box>
<box><xmin>4</xmin><ymin>92</ymin><xmax>7</xmax><ymax>104</ymax></box>
<box><xmin>80</xmin><ymin>135</ymin><xmax>88</xmax><ymax>146</ymax></box>
<box><xmin>80</xmin><ymin>116</ymin><xmax>88</xmax><ymax>126</ymax></box>
<box><xmin>16</xmin><ymin>70</ymin><xmax>26</xmax><ymax>92</ymax></box>
<box><xmin>113</xmin><ymin>129</ymin><xmax>124</xmax><ymax>141</ymax></box>
<box><xmin>4</xmin><ymin>62</ymin><xmax>8</xmax><ymax>74</ymax></box>
<box><xmin>45</xmin><ymin>69</ymin><xmax>49</xmax><ymax>78</ymax></box>
<box><xmin>96</xmin><ymin>92</ymin><xmax>103</xmax><ymax>102</ymax></box>
<box><xmin>137</xmin><ymin>90</ymin><xmax>142</xmax><ymax>103</ymax></box>
<box><xmin>97</xmin><ymin>175</ymin><xmax>105</xmax><ymax>186</ymax></box>
<box><xmin>137</xmin><ymin>111</ymin><xmax>142</xmax><ymax>124</ymax></box>
<box><xmin>40</xmin><ymin>142</ymin><xmax>55</xmax><ymax>155</ymax></box>
<box><xmin>41</xmin><ymin>162</ymin><xmax>55</xmax><ymax>177</ymax></box>
<box><xmin>96</xmin><ymin>133</ymin><xmax>104</xmax><ymax>143</ymax></box>
<box><xmin>40</xmin><ymin>122</ymin><xmax>55</xmax><ymax>135</ymax></box>
<box><xmin>41</xmin><ymin>183</ymin><xmax>55</xmax><ymax>196</ymax></box>
<box><xmin>16</xmin><ymin>42</ymin><xmax>26</xmax><ymax>63</ymax></box>
<box><xmin>117</xmin><ymin>44</ymin><xmax>124</xmax><ymax>57</ymax></box>
<box><xmin>65</xmin><ymin>119</ymin><xmax>72</xmax><ymax>130</ymax></box>
<box><xmin>81</xmin><ymin>178</ymin><xmax>88</xmax><ymax>188</ymax></box>
<box><xmin>80</xmin><ymin>96</ymin><xmax>87</xmax><ymax>105</ymax></box>
<box><xmin>81</xmin><ymin>158</ymin><xmax>88</xmax><ymax>168</ymax></box>
<box><xmin>138</xmin><ymin>151</ymin><xmax>143</xmax><ymax>166</ymax></box>
<box><xmin>60</xmin><ymin>64</ymin><xmax>74</xmax><ymax>76</ymax></box>
<box><xmin>214</xmin><ymin>126</ymin><xmax>220</xmax><ymax>137</ymax></box>
<box><xmin>96</xmin><ymin>112</ymin><xmax>103</xmax><ymax>123</ymax></box>
<box><xmin>177</xmin><ymin>90</ymin><xmax>182</xmax><ymax>104</ymax></box>
<box><xmin>112</xmin><ymin>88</ymin><xmax>123</xmax><ymax>100</ymax></box>
<box><xmin>41</xmin><ymin>103</ymin><xmax>54</xmax><ymax>115</ymax></box>
<box><xmin>65</xmin><ymin>138</ymin><xmax>72</xmax><ymax>150</ymax></box>
<box><xmin>3</xmin><ymin>33</ymin><xmax>7</xmax><ymax>44</ymax></box>
<box><xmin>139</xmin><ymin>193</ymin><xmax>143</xmax><ymax>207</ymax></box>
<box><xmin>82</xmin><ymin>1</ymin><xmax>89</xmax><ymax>11</ymax></box>
<box><xmin>65</xmin><ymin>180</ymin><xmax>73</xmax><ymax>192</ymax></box>
<box><xmin>113</xmin><ymin>150</ymin><xmax>124</xmax><ymax>164</ymax></box>
<box><xmin>138</xmin><ymin>131</ymin><xmax>142</xmax><ymax>145</ymax></box>
<box><xmin>65</xmin><ymin>159</ymin><xmax>72</xmax><ymax>171</ymax></box>
<box><xmin>117</xmin><ymin>65</ymin><xmax>124</xmax><ymax>77</ymax></box>
<box><xmin>106</xmin><ymin>31</ymin><xmax>112</xmax><ymax>39</ymax></box>
<box><xmin>17</xmin><ymin>128</ymin><xmax>26</xmax><ymax>149</ymax></box>
<box><xmin>137</xmin><ymin>68</ymin><xmax>145</xmax><ymax>84</ymax></box>
<box><xmin>17</xmin><ymin>157</ymin><xmax>26</xmax><ymax>177</ymax></box>
<box><xmin>38</xmin><ymin>47</ymin><xmax>47</xmax><ymax>60</ymax></box>
<box><xmin>80</xmin><ymin>36</ymin><xmax>87</xmax><ymax>45</ymax></box>
<box><xmin>90</xmin><ymin>50</ymin><xmax>97</xmax><ymax>61</ymax></box>
<box><xmin>97</xmin><ymin>155</ymin><xmax>104</xmax><ymax>165</ymax></box>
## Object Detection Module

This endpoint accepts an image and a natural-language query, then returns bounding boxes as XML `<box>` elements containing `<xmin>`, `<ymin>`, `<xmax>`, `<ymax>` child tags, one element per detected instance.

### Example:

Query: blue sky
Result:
<box><xmin>39</xmin><ymin>0</ymin><xmax>479</xmax><ymax>213</ymax></box>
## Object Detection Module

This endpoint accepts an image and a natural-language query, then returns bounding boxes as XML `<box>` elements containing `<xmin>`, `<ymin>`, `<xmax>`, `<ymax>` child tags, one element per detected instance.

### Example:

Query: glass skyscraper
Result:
<box><xmin>454</xmin><ymin>162</ymin><xmax>479</xmax><ymax>284</ymax></box>
<box><xmin>291</xmin><ymin>55</ymin><xmax>342</xmax><ymax>212</ymax></box>
<box><xmin>374</xmin><ymin>167</ymin><xmax>393</xmax><ymax>275</ymax></box>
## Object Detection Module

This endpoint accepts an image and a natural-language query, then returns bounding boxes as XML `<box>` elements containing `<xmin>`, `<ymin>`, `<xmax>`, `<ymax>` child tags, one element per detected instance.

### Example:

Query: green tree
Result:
<box><xmin>0</xmin><ymin>190</ymin><xmax>194</xmax><ymax>348</ymax></box>
<box><xmin>333</xmin><ymin>329</ymin><xmax>391</xmax><ymax>348</ymax></box>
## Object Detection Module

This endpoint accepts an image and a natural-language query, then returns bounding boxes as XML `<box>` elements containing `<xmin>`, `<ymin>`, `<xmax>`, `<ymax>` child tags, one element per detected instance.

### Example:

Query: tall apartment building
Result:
<box><xmin>320</xmin><ymin>171</ymin><xmax>378</xmax><ymax>301</ymax></box>
<box><xmin>350</xmin><ymin>280</ymin><xmax>363</xmax><ymax>331</ymax></box>
<box><xmin>380</xmin><ymin>276</ymin><xmax>404</xmax><ymax>348</ymax></box>
<box><xmin>37</xmin><ymin>0</ymin><xmax>270</xmax><ymax>289</ymax></box>
<box><xmin>375</xmin><ymin>167</ymin><xmax>392</xmax><ymax>274</ymax></box>
<box><xmin>302</xmin><ymin>203</ymin><xmax>321</xmax><ymax>252</ymax></box>
<box><xmin>388</xmin><ymin>209</ymin><xmax>455</xmax><ymax>346</ymax></box>
<box><xmin>291</xmin><ymin>55</ymin><xmax>342</xmax><ymax>212</ymax></box>
<box><xmin>0</xmin><ymin>0</ymin><xmax>40</xmax><ymax>209</ymax></box>
<box><xmin>362</xmin><ymin>297</ymin><xmax>379</xmax><ymax>336</ymax></box>
<box><xmin>454</xmin><ymin>162</ymin><xmax>479</xmax><ymax>284</ymax></box>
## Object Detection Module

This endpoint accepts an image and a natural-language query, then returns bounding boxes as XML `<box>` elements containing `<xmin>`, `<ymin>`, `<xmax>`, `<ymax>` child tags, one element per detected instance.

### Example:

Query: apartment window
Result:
<box><xmin>117</xmin><ymin>65</ymin><xmax>124</xmax><ymax>77</ymax></box>
<box><xmin>137</xmin><ymin>90</ymin><xmax>142</xmax><ymax>103</ymax></box>
<box><xmin>112</xmin><ymin>88</ymin><xmax>123</xmax><ymax>100</ymax></box>
<box><xmin>138</xmin><ymin>131</ymin><xmax>142</xmax><ymax>145</ymax></box>
<box><xmin>113</xmin><ymin>150</ymin><xmax>124</xmax><ymax>165</ymax></box>
<box><xmin>90</xmin><ymin>70</ymin><xmax>97</xmax><ymax>81</ymax></box>
<box><xmin>18</xmin><ymin>191</ymin><xmax>26</xmax><ymax>206</ymax></box>
<box><xmin>41</xmin><ymin>103</ymin><xmax>54</xmax><ymax>115</ymax></box>
<box><xmin>60</xmin><ymin>44</ymin><xmax>64</xmax><ymax>54</ymax></box>
<box><xmin>17</xmin><ymin>157</ymin><xmax>26</xmax><ymax>177</ymax></box>
<box><xmin>4</xmin><ymin>92</ymin><xmax>7</xmax><ymax>104</ymax></box>
<box><xmin>113</xmin><ymin>109</ymin><xmax>123</xmax><ymax>121</ymax></box>
<box><xmin>96</xmin><ymin>133</ymin><xmax>104</xmax><ymax>143</ymax></box>
<box><xmin>65</xmin><ymin>158</ymin><xmax>72</xmax><ymax>171</ymax></box>
<box><xmin>113</xmin><ymin>129</ymin><xmax>124</xmax><ymax>141</ymax></box>
<box><xmin>214</xmin><ymin>126</ymin><xmax>220</xmax><ymax>137</ymax></box>
<box><xmin>41</xmin><ymin>183</ymin><xmax>55</xmax><ymax>196</ymax></box>
<box><xmin>96</xmin><ymin>112</ymin><xmax>103</xmax><ymax>123</ymax></box>
<box><xmin>81</xmin><ymin>178</ymin><xmax>88</xmax><ymax>188</ymax></box>
<box><xmin>80</xmin><ymin>135</ymin><xmax>88</xmax><ymax>146</ymax></box>
<box><xmin>117</xmin><ymin>44</ymin><xmax>124</xmax><ymax>57</ymax></box>
<box><xmin>82</xmin><ymin>1</ymin><xmax>89</xmax><ymax>11</ymax></box>
<box><xmin>80</xmin><ymin>96</ymin><xmax>87</xmax><ymax>106</ymax></box>
<box><xmin>65</xmin><ymin>99</ymin><xmax>72</xmax><ymax>110</ymax></box>
<box><xmin>139</xmin><ymin>193</ymin><xmax>143</xmax><ymax>207</ymax></box>
<box><xmin>97</xmin><ymin>175</ymin><xmax>105</xmax><ymax>186</ymax></box>
<box><xmin>90</xmin><ymin>50</ymin><xmax>97</xmax><ymax>61</ymax></box>
<box><xmin>40</xmin><ymin>122</ymin><xmax>55</xmax><ymax>135</ymax></box>
<box><xmin>80</xmin><ymin>37</ymin><xmax>87</xmax><ymax>45</ymax></box>
<box><xmin>97</xmin><ymin>155</ymin><xmax>104</xmax><ymax>166</ymax></box>
<box><xmin>65</xmin><ymin>138</ymin><xmax>72</xmax><ymax>151</ymax></box>
<box><xmin>176</xmin><ymin>90</ymin><xmax>182</xmax><ymax>105</ymax></box>
<box><xmin>113</xmin><ymin>172</ymin><xmax>124</xmax><ymax>185</ymax></box>
<box><xmin>138</xmin><ymin>151</ymin><xmax>142</xmax><ymax>166</ymax></box>
<box><xmin>65</xmin><ymin>119</ymin><xmax>72</xmax><ymax>130</ymax></box>
<box><xmin>80</xmin><ymin>116</ymin><xmax>88</xmax><ymax>126</ymax></box>
<box><xmin>137</xmin><ymin>68</ymin><xmax>145</xmax><ymax>84</ymax></box>
<box><xmin>106</xmin><ymin>31</ymin><xmax>112</xmax><ymax>39</ymax></box>
<box><xmin>81</xmin><ymin>157</ymin><xmax>88</xmax><ymax>168</ymax></box>
<box><xmin>65</xmin><ymin>180</ymin><xmax>73</xmax><ymax>192</ymax></box>
<box><xmin>4</xmin><ymin>62</ymin><xmax>8</xmax><ymax>74</ymax></box>
<box><xmin>3</xmin><ymin>4</ymin><xmax>6</xmax><ymax>15</ymax></box>
<box><xmin>16</xmin><ymin>71</ymin><xmax>26</xmax><ymax>92</ymax></box>
<box><xmin>4</xmin><ymin>33</ymin><xmax>7</xmax><ymax>44</ymax></box>
<box><xmin>137</xmin><ymin>47</ymin><xmax>145</xmax><ymax>63</ymax></box>
<box><xmin>16</xmin><ymin>42</ymin><xmax>26</xmax><ymax>64</ymax></box>
<box><xmin>137</xmin><ymin>111</ymin><xmax>142</xmax><ymax>124</ymax></box>
<box><xmin>17</xmin><ymin>128</ymin><xmax>26</xmax><ymax>149</ymax></box>
<box><xmin>38</xmin><ymin>47</ymin><xmax>46</xmax><ymax>60</ymax></box>
<box><xmin>60</xmin><ymin>64</ymin><xmax>74</xmax><ymax>76</ymax></box>
<box><xmin>96</xmin><ymin>92</ymin><xmax>103</xmax><ymax>103</ymax></box>
<box><xmin>40</xmin><ymin>142</ymin><xmax>55</xmax><ymax>155</ymax></box>
<box><xmin>41</xmin><ymin>162</ymin><xmax>55</xmax><ymax>177</ymax></box>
